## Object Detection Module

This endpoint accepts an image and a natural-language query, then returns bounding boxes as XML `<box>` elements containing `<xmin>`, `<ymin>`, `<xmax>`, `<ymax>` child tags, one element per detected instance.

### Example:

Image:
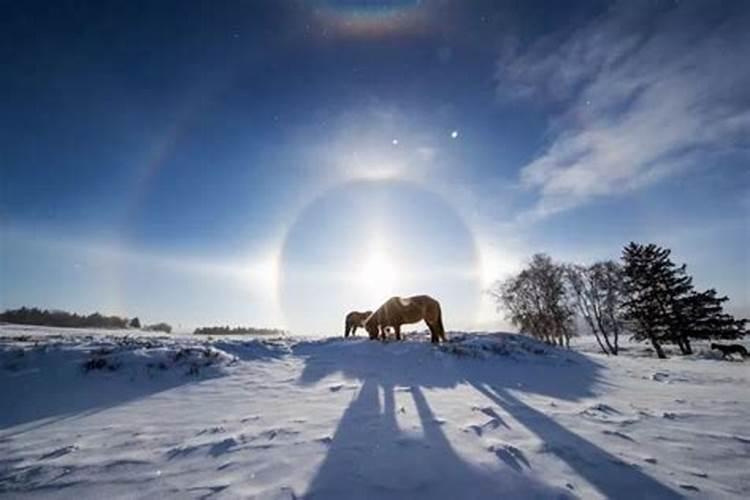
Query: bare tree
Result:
<box><xmin>490</xmin><ymin>254</ymin><xmax>575</xmax><ymax>347</ymax></box>
<box><xmin>566</xmin><ymin>261</ymin><xmax>624</xmax><ymax>355</ymax></box>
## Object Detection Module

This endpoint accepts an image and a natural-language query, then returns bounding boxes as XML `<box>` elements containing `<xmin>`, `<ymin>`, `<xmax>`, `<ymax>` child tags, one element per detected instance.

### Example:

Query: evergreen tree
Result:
<box><xmin>674</xmin><ymin>289</ymin><xmax>747</xmax><ymax>351</ymax></box>
<box><xmin>622</xmin><ymin>242</ymin><xmax>747</xmax><ymax>358</ymax></box>
<box><xmin>621</xmin><ymin>243</ymin><xmax>692</xmax><ymax>358</ymax></box>
<box><xmin>129</xmin><ymin>317</ymin><xmax>141</xmax><ymax>329</ymax></box>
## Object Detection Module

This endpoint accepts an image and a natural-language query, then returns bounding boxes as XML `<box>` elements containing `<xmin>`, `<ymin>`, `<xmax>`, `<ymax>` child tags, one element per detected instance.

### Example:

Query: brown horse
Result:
<box><xmin>364</xmin><ymin>295</ymin><xmax>446</xmax><ymax>344</ymax></box>
<box><xmin>344</xmin><ymin>310</ymin><xmax>372</xmax><ymax>338</ymax></box>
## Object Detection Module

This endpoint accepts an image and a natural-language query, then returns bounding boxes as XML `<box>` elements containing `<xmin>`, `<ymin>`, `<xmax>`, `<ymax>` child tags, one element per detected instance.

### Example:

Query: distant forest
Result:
<box><xmin>0</xmin><ymin>307</ymin><xmax>171</xmax><ymax>333</ymax></box>
<box><xmin>0</xmin><ymin>307</ymin><xmax>285</xmax><ymax>336</ymax></box>
<box><xmin>193</xmin><ymin>326</ymin><xmax>287</xmax><ymax>336</ymax></box>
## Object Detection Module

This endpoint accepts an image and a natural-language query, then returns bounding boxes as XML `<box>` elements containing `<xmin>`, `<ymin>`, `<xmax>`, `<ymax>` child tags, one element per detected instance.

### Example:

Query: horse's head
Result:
<box><xmin>363</xmin><ymin>314</ymin><xmax>379</xmax><ymax>340</ymax></box>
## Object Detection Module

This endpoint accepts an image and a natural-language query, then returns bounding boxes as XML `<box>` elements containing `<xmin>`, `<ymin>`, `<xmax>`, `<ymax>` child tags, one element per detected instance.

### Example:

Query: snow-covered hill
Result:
<box><xmin>1</xmin><ymin>325</ymin><xmax>748</xmax><ymax>499</ymax></box>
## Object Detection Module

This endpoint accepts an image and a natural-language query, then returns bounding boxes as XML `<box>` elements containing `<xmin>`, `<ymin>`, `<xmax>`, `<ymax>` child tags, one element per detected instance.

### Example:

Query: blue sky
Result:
<box><xmin>1</xmin><ymin>0</ymin><xmax>748</xmax><ymax>333</ymax></box>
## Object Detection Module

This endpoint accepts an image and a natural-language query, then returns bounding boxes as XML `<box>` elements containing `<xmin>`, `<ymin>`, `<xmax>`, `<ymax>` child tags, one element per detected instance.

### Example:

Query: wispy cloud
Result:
<box><xmin>497</xmin><ymin>2</ymin><xmax>750</xmax><ymax>218</ymax></box>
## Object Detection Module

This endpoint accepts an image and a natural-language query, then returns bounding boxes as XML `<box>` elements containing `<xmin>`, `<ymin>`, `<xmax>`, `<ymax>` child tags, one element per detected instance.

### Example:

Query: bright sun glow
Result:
<box><xmin>358</xmin><ymin>248</ymin><xmax>399</xmax><ymax>302</ymax></box>
<box><xmin>244</xmin><ymin>253</ymin><xmax>280</xmax><ymax>292</ymax></box>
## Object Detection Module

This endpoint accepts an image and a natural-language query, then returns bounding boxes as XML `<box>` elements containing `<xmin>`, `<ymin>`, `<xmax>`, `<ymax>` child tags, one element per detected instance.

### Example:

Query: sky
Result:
<box><xmin>1</xmin><ymin>0</ymin><xmax>748</xmax><ymax>334</ymax></box>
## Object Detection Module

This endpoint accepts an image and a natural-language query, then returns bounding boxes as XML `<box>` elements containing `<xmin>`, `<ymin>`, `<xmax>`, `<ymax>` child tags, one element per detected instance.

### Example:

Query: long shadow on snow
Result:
<box><xmin>294</xmin><ymin>333</ymin><xmax>682</xmax><ymax>500</ymax></box>
<box><xmin>0</xmin><ymin>338</ymin><xmax>286</xmax><ymax>435</ymax></box>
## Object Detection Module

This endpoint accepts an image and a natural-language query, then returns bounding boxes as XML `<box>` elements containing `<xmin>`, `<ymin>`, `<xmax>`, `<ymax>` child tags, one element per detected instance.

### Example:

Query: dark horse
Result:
<box><xmin>364</xmin><ymin>295</ymin><xmax>446</xmax><ymax>344</ymax></box>
<box><xmin>344</xmin><ymin>310</ymin><xmax>372</xmax><ymax>338</ymax></box>
<box><xmin>711</xmin><ymin>343</ymin><xmax>748</xmax><ymax>360</ymax></box>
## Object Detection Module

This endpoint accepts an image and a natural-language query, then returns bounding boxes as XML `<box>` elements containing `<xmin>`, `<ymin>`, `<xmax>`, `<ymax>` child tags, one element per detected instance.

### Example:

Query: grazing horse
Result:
<box><xmin>364</xmin><ymin>295</ymin><xmax>446</xmax><ymax>344</ymax></box>
<box><xmin>344</xmin><ymin>310</ymin><xmax>372</xmax><ymax>338</ymax></box>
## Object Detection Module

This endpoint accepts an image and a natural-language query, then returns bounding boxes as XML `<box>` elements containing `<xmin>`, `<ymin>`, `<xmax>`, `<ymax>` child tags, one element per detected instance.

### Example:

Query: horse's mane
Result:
<box><xmin>363</xmin><ymin>310</ymin><xmax>376</xmax><ymax>327</ymax></box>
<box><xmin>397</xmin><ymin>297</ymin><xmax>412</xmax><ymax>307</ymax></box>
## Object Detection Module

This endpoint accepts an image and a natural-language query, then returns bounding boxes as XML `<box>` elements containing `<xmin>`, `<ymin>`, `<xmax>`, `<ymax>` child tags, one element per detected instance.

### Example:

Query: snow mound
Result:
<box><xmin>83</xmin><ymin>343</ymin><xmax>238</xmax><ymax>377</ymax></box>
<box><xmin>1</xmin><ymin>334</ymin><xmax>280</xmax><ymax>379</ymax></box>
<box><xmin>440</xmin><ymin>332</ymin><xmax>573</xmax><ymax>360</ymax></box>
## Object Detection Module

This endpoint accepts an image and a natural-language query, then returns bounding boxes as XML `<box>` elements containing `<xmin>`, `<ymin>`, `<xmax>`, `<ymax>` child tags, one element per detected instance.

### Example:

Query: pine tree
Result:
<box><xmin>621</xmin><ymin>243</ymin><xmax>692</xmax><ymax>358</ymax></box>
<box><xmin>622</xmin><ymin>242</ymin><xmax>747</xmax><ymax>358</ymax></box>
<box><xmin>129</xmin><ymin>317</ymin><xmax>141</xmax><ymax>329</ymax></box>
<box><xmin>674</xmin><ymin>289</ymin><xmax>747</xmax><ymax>350</ymax></box>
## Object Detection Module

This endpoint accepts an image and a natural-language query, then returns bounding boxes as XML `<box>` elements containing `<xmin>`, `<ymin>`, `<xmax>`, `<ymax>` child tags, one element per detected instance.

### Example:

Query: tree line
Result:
<box><xmin>490</xmin><ymin>242</ymin><xmax>747</xmax><ymax>358</ymax></box>
<box><xmin>193</xmin><ymin>326</ymin><xmax>287</xmax><ymax>336</ymax></box>
<box><xmin>0</xmin><ymin>307</ymin><xmax>172</xmax><ymax>333</ymax></box>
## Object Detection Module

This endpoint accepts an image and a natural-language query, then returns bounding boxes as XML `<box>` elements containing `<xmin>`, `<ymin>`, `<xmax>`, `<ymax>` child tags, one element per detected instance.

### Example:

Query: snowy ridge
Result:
<box><xmin>1</xmin><ymin>326</ymin><xmax>749</xmax><ymax>499</ymax></box>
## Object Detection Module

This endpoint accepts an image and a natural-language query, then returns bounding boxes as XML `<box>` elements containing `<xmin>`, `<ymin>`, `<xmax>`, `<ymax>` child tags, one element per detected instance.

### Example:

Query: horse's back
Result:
<box><xmin>347</xmin><ymin>310</ymin><xmax>371</xmax><ymax>324</ymax></box>
<box><xmin>397</xmin><ymin>296</ymin><xmax>412</xmax><ymax>307</ymax></box>
<box><xmin>408</xmin><ymin>295</ymin><xmax>439</xmax><ymax>308</ymax></box>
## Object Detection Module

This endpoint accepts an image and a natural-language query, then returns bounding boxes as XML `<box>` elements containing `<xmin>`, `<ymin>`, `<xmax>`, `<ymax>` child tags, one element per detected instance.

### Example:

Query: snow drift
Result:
<box><xmin>1</xmin><ymin>326</ymin><xmax>749</xmax><ymax>499</ymax></box>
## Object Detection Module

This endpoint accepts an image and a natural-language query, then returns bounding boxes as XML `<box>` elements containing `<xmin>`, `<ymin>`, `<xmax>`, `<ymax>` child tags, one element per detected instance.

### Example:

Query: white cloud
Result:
<box><xmin>497</xmin><ymin>2</ymin><xmax>750</xmax><ymax>218</ymax></box>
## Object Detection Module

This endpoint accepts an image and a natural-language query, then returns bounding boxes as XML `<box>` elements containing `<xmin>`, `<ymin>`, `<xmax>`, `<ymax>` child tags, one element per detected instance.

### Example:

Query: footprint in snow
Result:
<box><xmin>186</xmin><ymin>484</ymin><xmax>229</xmax><ymax>498</ymax></box>
<box><xmin>315</xmin><ymin>436</ymin><xmax>332</xmax><ymax>445</ymax></box>
<box><xmin>472</xmin><ymin>405</ymin><xmax>508</xmax><ymax>422</ymax></box>
<box><xmin>259</xmin><ymin>428</ymin><xmax>299</xmax><ymax>441</ymax></box>
<box><xmin>465</xmin><ymin>417</ymin><xmax>507</xmax><ymax>436</ymax></box>
<box><xmin>279</xmin><ymin>486</ymin><xmax>298</xmax><ymax>500</ymax></box>
<box><xmin>679</xmin><ymin>484</ymin><xmax>700</xmax><ymax>492</ymax></box>
<box><xmin>587</xmin><ymin>403</ymin><xmax>620</xmax><ymax>414</ymax></box>
<box><xmin>39</xmin><ymin>445</ymin><xmax>78</xmax><ymax>460</ymax></box>
<box><xmin>489</xmin><ymin>444</ymin><xmax>530</xmax><ymax>473</ymax></box>
<box><xmin>602</xmin><ymin>430</ymin><xmax>635</xmax><ymax>442</ymax></box>
<box><xmin>166</xmin><ymin>444</ymin><xmax>201</xmax><ymax>460</ymax></box>
<box><xmin>475</xmin><ymin>406</ymin><xmax>495</xmax><ymax>417</ymax></box>
<box><xmin>328</xmin><ymin>384</ymin><xmax>343</xmax><ymax>392</ymax></box>
<box><xmin>209</xmin><ymin>438</ymin><xmax>237</xmax><ymax>457</ymax></box>
<box><xmin>197</xmin><ymin>426</ymin><xmax>226</xmax><ymax>435</ymax></box>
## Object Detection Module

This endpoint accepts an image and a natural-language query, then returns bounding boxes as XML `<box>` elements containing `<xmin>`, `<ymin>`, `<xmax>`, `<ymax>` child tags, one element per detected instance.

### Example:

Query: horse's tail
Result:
<box><xmin>433</xmin><ymin>300</ymin><xmax>446</xmax><ymax>343</ymax></box>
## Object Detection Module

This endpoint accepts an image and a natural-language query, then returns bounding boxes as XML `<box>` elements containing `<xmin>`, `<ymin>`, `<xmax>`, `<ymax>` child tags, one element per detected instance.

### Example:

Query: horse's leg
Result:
<box><xmin>345</xmin><ymin>322</ymin><xmax>351</xmax><ymax>338</ymax></box>
<box><xmin>352</xmin><ymin>325</ymin><xmax>358</xmax><ymax>336</ymax></box>
<box><xmin>426</xmin><ymin>322</ymin><xmax>437</xmax><ymax>344</ymax></box>
<box><xmin>436</xmin><ymin>313</ymin><xmax>446</xmax><ymax>343</ymax></box>
<box><xmin>394</xmin><ymin>324</ymin><xmax>401</xmax><ymax>341</ymax></box>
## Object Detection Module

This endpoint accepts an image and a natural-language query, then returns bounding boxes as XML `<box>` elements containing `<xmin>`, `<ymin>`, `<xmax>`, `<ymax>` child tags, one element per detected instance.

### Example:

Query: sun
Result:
<box><xmin>279</xmin><ymin>179</ymin><xmax>481</xmax><ymax>334</ymax></box>
<box><xmin>357</xmin><ymin>247</ymin><xmax>399</xmax><ymax>303</ymax></box>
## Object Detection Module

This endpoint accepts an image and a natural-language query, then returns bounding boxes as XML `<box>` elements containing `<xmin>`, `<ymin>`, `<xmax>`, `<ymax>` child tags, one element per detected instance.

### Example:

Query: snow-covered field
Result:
<box><xmin>1</xmin><ymin>325</ymin><xmax>748</xmax><ymax>499</ymax></box>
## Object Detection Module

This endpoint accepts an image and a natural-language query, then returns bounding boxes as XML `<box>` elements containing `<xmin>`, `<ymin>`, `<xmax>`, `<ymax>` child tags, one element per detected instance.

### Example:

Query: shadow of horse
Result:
<box><xmin>293</xmin><ymin>334</ymin><xmax>683</xmax><ymax>499</ymax></box>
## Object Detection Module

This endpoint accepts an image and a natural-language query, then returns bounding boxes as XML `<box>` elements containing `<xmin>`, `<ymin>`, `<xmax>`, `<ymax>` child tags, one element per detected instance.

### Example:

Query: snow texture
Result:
<box><xmin>1</xmin><ymin>324</ymin><xmax>749</xmax><ymax>499</ymax></box>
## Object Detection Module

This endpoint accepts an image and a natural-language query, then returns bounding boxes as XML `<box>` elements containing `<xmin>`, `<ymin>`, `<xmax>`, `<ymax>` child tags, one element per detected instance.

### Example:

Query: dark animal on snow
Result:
<box><xmin>344</xmin><ymin>310</ymin><xmax>372</xmax><ymax>338</ymax></box>
<box><xmin>711</xmin><ymin>343</ymin><xmax>748</xmax><ymax>360</ymax></box>
<box><xmin>364</xmin><ymin>295</ymin><xmax>446</xmax><ymax>344</ymax></box>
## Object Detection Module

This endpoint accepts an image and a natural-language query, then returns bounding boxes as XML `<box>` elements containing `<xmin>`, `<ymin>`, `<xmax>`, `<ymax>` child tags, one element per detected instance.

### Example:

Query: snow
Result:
<box><xmin>1</xmin><ymin>325</ymin><xmax>749</xmax><ymax>499</ymax></box>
